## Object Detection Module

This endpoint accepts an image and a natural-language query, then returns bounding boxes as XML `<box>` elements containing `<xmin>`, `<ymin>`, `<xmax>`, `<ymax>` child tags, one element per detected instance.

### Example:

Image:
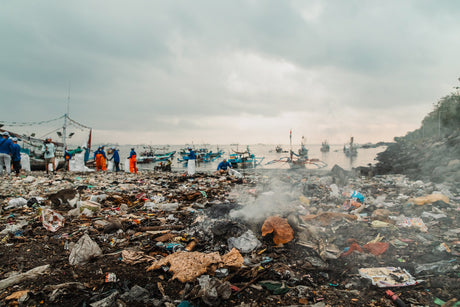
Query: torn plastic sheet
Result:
<box><xmin>41</xmin><ymin>208</ymin><xmax>65</xmax><ymax>232</ymax></box>
<box><xmin>358</xmin><ymin>267</ymin><xmax>421</xmax><ymax>287</ymax></box>
<box><xmin>397</xmin><ymin>217</ymin><xmax>428</xmax><ymax>232</ymax></box>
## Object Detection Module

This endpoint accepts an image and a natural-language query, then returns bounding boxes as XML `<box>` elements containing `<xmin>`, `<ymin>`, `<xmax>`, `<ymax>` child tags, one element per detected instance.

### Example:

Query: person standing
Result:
<box><xmin>109</xmin><ymin>147</ymin><xmax>120</xmax><ymax>172</ymax></box>
<box><xmin>64</xmin><ymin>149</ymin><xmax>72</xmax><ymax>171</ymax></box>
<box><xmin>129</xmin><ymin>148</ymin><xmax>137</xmax><ymax>174</ymax></box>
<box><xmin>187</xmin><ymin>147</ymin><xmax>196</xmax><ymax>176</ymax></box>
<box><xmin>11</xmin><ymin>137</ymin><xmax>21</xmax><ymax>176</ymax></box>
<box><xmin>100</xmin><ymin>146</ymin><xmax>107</xmax><ymax>171</ymax></box>
<box><xmin>42</xmin><ymin>137</ymin><xmax>56</xmax><ymax>174</ymax></box>
<box><xmin>94</xmin><ymin>146</ymin><xmax>107</xmax><ymax>171</ymax></box>
<box><xmin>0</xmin><ymin>132</ymin><xmax>13</xmax><ymax>176</ymax></box>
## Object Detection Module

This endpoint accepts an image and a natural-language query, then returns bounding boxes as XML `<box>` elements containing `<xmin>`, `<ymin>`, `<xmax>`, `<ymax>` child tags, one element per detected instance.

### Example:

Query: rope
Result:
<box><xmin>0</xmin><ymin>115</ymin><xmax>65</xmax><ymax>127</ymax></box>
<box><xmin>67</xmin><ymin>117</ymin><xmax>91</xmax><ymax>130</ymax></box>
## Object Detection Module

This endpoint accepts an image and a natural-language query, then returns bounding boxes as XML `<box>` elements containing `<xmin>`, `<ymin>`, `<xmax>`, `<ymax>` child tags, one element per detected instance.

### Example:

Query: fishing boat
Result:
<box><xmin>228</xmin><ymin>146</ymin><xmax>264</xmax><ymax>169</ymax></box>
<box><xmin>137</xmin><ymin>146</ymin><xmax>176</xmax><ymax>164</ymax></box>
<box><xmin>320</xmin><ymin>140</ymin><xmax>330</xmax><ymax>152</ymax></box>
<box><xmin>343</xmin><ymin>137</ymin><xmax>357</xmax><ymax>157</ymax></box>
<box><xmin>275</xmin><ymin>145</ymin><xmax>288</xmax><ymax>153</ymax></box>
<box><xmin>177</xmin><ymin>148</ymin><xmax>224</xmax><ymax>164</ymax></box>
<box><xmin>265</xmin><ymin>130</ymin><xmax>327</xmax><ymax>169</ymax></box>
<box><xmin>0</xmin><ymin>114</ymin><xmax>92</xmax><ymax>171</ymax></box>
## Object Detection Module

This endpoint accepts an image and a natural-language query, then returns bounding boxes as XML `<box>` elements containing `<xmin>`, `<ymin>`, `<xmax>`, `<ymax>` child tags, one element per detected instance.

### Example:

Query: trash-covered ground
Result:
<box><xmin>0</xmin><ymin>168</ymin><xmax>459</xmax><ymax>306</ymax></box>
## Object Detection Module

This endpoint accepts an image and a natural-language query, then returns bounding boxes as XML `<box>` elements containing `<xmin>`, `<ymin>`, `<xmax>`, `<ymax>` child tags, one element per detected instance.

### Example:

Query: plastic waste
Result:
<box><xmin>69</xmin><ymin>152</ymin><xmax>94</xmax><ymax>172</ymax></box>
<box><xmin>351</xmin><ymin>191</ymin><xmax>365</xmax><ymax>203</ymax></box>
<box><xmin>397</xmin><ymin>217</ymin><xmax>428</xmax><ymax>232</ymax></box>
<box><xmin>409</xmin><ymin>193</ymin><xmax>449</xmax><ymax>205</ymax></box>
<box><xmin>69</xmin><ymin>234</ymin><xmax>103</xmax><ymax>265</ymax></box>
<box><xmin>0</xmin><ymin>220</ymin><xmax>28</xmax><ymax>235</ymax></box>
<box><xmin>358</xmin><ymin>267</ymin><xmax>419</xmax><ymax>287</ymax></box>
<box><xmin>89</xmin><ymin>194</ymin><xmax>107</xmax><ymax>202</ymax></box>
<box><xmin>414</xmin><ymin>259</ymin><xmax>458</xmax><ymax>274</ymax></box>
<box><xmin>41</xmin><ymin>208</ymin><xmax>65</xmax><ymax>232</ymax></box>
<box><xmin>261</xmin><ymin>216</ymin><xmax>294</xmax><ymax>245</ymax></box>
<box><xmin>227</xmin><ymin>230</ymin><xmax>262</xmax><ymax>253</ymax></box>
<box><xmin>20</xmin><ymin>153</ymin><xmax>30</xmax><ymax>171</ymax></box>
<box><xmin>187</xmin><ymin>159</ymin><xmax>196</xmax><ymax>175</ymax></box>
<box><xmin>143</xmin><ymin>202</ymin><xmax>179</xmax><ymax>211</ymax></box>
<box><xmin>329</xmin><ymin>184</ymin><xmax>339</xmax><ymax>197</ymax></box>
<box><xmin>228</xmin><ymin>168</ymin><xmax>243</xmax><ymax>179</ymax></box>
<box><xmin>5</xmin><ymin>198</ymin><xmax>28</xmax><ymax>210</ymax></box>
<box><xmin>386</xmin><ymin>290</ymin><xmax>406</xmax><ymax>307</ymax></box>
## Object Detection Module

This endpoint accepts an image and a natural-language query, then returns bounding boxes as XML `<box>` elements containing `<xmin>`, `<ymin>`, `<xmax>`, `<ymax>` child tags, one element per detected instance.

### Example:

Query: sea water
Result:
<box><xmin>98</xmin><ymin>144</ymin><xmax>386</xmax><ymax>173</ymax></box>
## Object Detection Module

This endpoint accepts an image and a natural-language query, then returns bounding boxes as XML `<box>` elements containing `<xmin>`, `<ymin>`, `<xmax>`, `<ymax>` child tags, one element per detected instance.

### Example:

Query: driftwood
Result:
<box><xmin>0</xmin><ymin>264</ymin><xmax>50</xmax><ymax>290</ymax></box>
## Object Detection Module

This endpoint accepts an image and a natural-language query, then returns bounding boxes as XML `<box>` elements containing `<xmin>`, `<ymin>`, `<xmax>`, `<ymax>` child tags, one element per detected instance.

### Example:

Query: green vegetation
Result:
<box><xmin>404</xmin><ymin>78</ymin><xmax>460</xmax><ymax>141</ymax></box>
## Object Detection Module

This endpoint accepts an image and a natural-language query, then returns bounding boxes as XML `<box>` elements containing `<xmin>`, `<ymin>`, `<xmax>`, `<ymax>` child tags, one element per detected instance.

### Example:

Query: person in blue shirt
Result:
<box><xmin>11</xmin><ymin>137</ymin><xmax>21</xmax><ymax>176</ymax></box>
<box><xmin>217</xmin><ymin>158</ymin><xmax>232</xmax><ymax>174</ymax></box>
<box><xmin>188</xmin><ymin>148</ymin><xmax>196</xmax><ymax>160</ymax></box>
<box><xmin>0</xmin><ymin>132</ymin><xmax>14</xmax><ymax>176</ymax></box>
<box><xmin>109</xmin><ymin>147</ymin><xmax>120</xmax><ymax>172</ymax></box>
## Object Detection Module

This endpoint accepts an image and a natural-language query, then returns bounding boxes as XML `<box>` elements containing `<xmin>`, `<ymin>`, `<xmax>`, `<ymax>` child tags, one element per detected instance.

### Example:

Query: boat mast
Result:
<box><xmin>62</xmin><ymin>82</ymin><xmax>70</xmax><ymax>149</ymax></box>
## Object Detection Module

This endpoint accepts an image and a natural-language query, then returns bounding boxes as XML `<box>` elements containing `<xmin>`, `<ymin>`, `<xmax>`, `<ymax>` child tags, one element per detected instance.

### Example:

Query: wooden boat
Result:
<box><xmin>228</xmin><ymin>146</ymin><xmax>264</xmax><ymax>169</ymax></box>
<box><xmin>137</xmin><ymin>146</ymin><xmax>176</xmax><ymax>164</ymax></box>
<box><xmin>343</xmin><ymin>137</ymin><xmax>357</xmax><ymax>157</ymax></box>
<box><xmin>321</xmin><ymin>140</ymin><xmax>330</xmax><ymax>152</ymax></box>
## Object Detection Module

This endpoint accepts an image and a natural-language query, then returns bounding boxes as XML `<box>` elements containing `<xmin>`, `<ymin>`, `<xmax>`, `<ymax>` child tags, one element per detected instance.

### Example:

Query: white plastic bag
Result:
<box><xmin>69</xmin><ymin>234</ymin><xmax>102</xmax><ymax>265</ymax></box>
<box><xmin>20</xmin><ymin>153</ymin><xmax>31</xmax><ymax>171</ymax></box>
<box><xmin>187</xmin><ymin>159</ymin><xmax>196</xmax><ymax>175</ymax></box>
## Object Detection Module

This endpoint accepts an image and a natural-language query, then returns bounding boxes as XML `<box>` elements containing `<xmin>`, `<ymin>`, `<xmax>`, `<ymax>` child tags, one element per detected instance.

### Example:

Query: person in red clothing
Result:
<box><xmin>128</xmin><ymin>148</ymin><xmax>137</xmax><ymax>173</ymax></box>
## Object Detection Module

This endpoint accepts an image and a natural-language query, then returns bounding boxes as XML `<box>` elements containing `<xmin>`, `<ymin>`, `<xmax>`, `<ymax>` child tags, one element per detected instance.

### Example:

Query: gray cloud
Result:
<box><xmin>1</xmin><ymin>0</ymin><xmax>459</xmax><ymax>144</ymax></box>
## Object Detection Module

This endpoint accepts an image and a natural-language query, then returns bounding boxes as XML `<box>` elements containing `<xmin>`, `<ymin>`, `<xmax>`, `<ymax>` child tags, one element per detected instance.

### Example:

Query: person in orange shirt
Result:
<box><xmin>94</xmin><ymin>146</ymin><xmax>107</xmax><ymax>171</ymax></box>
<box><xmin>128</xmin><ymin>148</ymin><xmax>137</xmax><ymax>173</ymax></box>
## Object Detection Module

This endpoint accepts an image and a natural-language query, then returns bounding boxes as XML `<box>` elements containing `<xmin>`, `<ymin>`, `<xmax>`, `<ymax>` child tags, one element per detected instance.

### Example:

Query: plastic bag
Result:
<box><xmin>41</xmin><ymin>208</ymin><xmax>65</xmax><ymax>232</ymax></box>
<box><xmin>227</xmin><ymin>230</ymin><xmax>261</xmax><ymax>253</ymax></box>
<box><xmin>20</xmin><ymin>153</ymin><xmax>31</xmax><ymax>171</ymax></box>
<box><xmin>5</xmin><ymin>197</ymin><xmax>28</xmax><ymax>210</ymax></box>
<box><xmin>187</xmin><ymin>159</ymin><xmax>196</xmax><ymax>175</ymax></box>
<box><xmin>261</xmin><ymin>216</ymin><xmax>294</xmax><ymax>245</ymax></box>
<box><xmin>69</xmin><ymin>234</ymin><xmax>103</xmax><ymax>265</ymax></box>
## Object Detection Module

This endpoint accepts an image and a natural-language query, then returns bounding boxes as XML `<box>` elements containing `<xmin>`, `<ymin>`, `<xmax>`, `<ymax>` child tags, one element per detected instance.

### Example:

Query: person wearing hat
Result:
<box><xmin>41</xmin><ymin>137</ymin><xmax>56</xmax><ymax>174</ymax></box>
<box><xmin>109</xmin><ymin>147</ymin><xmax>120</xmax><ymax>172</ymax></box>
<box><xmin>0</xmin><ymin>132</ymin><xmax>14</xmax><ymax>176</ymax></box>
<box><xmin>11</xmin><ymin>137</ymin><xmax>22</xmax><ymax>176</ymax></box>
<box><xmin>128</xmin><ymin>148</ymin><xmax>137</xmax><ymax>174</ymax></box>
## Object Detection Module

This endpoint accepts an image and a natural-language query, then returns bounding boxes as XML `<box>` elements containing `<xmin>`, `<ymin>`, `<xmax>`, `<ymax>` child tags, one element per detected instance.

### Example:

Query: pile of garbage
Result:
<box><xmin>0</xmin><ymin>167</ymin><xmax>459</xmax><ymax>306</ymax></box>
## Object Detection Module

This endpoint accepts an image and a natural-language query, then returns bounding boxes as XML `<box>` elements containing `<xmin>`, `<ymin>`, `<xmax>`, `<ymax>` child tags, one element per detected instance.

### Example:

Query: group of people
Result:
<box><xmin>93</xmin><ymin>146</ymin><xmax>137</xmax><ymax>174</ymax></box>
<box><xmin>0</xmin><ymin>131</ymin><xmax>22</xmax><ymax>176</ymax></box>
<box><xmin>2</xmin><ymin>135</ymin><xmax>234</xmax><ymax>176</ymax></box>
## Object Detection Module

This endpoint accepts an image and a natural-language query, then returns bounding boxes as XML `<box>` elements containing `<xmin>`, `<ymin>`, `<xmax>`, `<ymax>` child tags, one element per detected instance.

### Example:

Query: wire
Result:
<box><xmin>0</xmin><ymin>115</ymin><xmax>65</xmax><ymax>127</ymax></box>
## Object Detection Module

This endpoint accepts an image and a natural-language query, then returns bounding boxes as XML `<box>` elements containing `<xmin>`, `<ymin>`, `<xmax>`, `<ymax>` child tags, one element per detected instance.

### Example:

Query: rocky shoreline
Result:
<box><xmin>374</xmin><ymin>131</ymin><xmax>460</xmax><ymax>185</ymax></box>
<box><xmin>0</xmin><ymin>168</ymin><xmax>459</xmax><ymax>306</ymax></box>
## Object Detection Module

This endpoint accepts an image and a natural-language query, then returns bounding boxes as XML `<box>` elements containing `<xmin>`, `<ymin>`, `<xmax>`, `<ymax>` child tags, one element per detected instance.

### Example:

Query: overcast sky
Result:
<box><xmin>1</xmin><ymin>0</ymin><xmax>459</xmax><ymax>145</ymax></box>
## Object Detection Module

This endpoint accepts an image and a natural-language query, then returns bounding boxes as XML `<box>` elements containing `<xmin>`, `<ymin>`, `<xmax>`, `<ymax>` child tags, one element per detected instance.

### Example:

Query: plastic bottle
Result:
<box><xmin>386</xmin><ymin>290</ymin><xmax>406</xmax><ymax>307</ymax></box>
